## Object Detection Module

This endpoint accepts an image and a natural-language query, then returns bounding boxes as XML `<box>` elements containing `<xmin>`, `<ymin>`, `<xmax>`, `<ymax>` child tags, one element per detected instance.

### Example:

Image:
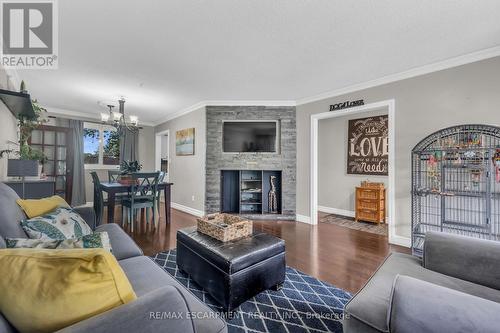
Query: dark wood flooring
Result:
<box><xmin>107</xmin><ymin>206</ymin><xmax>410</xmax><ymax>294</ymax></box>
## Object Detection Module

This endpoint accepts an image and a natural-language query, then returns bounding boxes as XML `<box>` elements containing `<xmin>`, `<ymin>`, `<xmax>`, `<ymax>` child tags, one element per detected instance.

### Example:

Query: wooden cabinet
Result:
<box><xmin>355</xmin><ymin>184</ymin><xmax>385</xmax><ymax>224</ymax></box>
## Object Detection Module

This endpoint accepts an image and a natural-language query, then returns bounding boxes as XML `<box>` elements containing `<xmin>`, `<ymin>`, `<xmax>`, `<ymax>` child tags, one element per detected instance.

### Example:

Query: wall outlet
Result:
<box><xmin>191</xmin><ymin>195</ymin><xmax>195</xmax><ymax>201</ymax></box>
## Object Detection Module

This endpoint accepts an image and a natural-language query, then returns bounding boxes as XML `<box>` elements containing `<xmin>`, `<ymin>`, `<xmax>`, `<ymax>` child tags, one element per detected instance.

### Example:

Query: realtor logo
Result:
<box><xmin>1</xmin><ymin>0</ymin><xmax>58</xmax><ymax>69</ymax></box>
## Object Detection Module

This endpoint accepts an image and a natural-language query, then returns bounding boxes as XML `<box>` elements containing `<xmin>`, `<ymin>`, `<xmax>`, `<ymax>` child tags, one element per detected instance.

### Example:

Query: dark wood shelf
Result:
<box><xmin>0</xmin><ymin>89</ymin><xmax>36</xmax><ymax>119</ymax></box>
<box><xmin>221</xmin><ymin>169</ymin><xmax>282</xmax><ymax>215</ymax></box>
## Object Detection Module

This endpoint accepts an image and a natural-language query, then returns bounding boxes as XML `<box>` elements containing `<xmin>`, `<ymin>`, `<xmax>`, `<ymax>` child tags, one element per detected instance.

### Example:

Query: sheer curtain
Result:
<box><xmin>68</xmin><ymin>119</ymin><xmax>86</xmax><ymax>206</ymax></box>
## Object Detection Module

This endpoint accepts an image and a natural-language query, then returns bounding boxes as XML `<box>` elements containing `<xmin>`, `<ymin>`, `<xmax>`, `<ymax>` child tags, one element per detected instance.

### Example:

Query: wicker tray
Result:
<box><xmin>197</xmin><ymin>213</ymin><xmax>253</xmax><ymax>242</ymax></box>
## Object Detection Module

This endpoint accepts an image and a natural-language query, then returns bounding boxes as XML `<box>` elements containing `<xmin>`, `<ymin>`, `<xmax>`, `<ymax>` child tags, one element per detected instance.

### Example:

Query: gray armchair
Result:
<box><xmin>388</xmin><ymin>275</ymin><xmax>500</xmax><ymax>333</ymax></box>
<box><xmin>343</xmin><ymin>231</ymin><xmax>500</xmax><ymax>333</ymax></box>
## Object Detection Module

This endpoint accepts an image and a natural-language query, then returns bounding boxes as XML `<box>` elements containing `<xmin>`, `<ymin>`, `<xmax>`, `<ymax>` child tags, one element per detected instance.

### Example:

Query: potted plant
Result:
<box><xmin>0</xmin><ymin>82</ymin><xmax>48</xmax><ymax>176</ymax></box>
<box><xmin>118</xmin><ymin>160</ymin><xmax>142</xmax><ymax>185</ymax></box>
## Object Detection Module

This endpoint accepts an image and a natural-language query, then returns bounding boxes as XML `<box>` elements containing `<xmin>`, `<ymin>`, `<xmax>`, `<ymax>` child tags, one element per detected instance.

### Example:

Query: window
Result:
<box><xmin>84</xmin><ymin>123</ymin><xmax>120</xmax><ymax>168</ymax></box>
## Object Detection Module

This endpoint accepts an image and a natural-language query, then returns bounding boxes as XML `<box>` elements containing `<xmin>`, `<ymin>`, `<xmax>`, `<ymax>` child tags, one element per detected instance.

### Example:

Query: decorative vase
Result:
<box><xmin>268</xmin><ymin>176</ymin><xmax>278</xmax><ymax>214</ymax></box>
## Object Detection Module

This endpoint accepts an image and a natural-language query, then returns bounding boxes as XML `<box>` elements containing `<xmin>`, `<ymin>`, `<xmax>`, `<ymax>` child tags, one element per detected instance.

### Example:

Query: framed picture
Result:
<box><xmin>176</xmin><ymin>128</ymin><xmax>195</xmax><ymax>156</ymax></box>
<box><xmin>347</xmin><ymin>115</ymin><xmax>388</xmax><ymax>175</ymax></box>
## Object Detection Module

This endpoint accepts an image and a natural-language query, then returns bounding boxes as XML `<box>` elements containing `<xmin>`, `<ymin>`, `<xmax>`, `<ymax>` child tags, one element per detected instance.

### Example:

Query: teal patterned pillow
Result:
<box><xmin>5</xmin><ymin>232</ymin><xmax>112</xmax><ymax>252</ymax></box>
<box><xmin>21</xmin><ymin>207</ymin><xmax>93</xmax><ymax>240</ymax></box>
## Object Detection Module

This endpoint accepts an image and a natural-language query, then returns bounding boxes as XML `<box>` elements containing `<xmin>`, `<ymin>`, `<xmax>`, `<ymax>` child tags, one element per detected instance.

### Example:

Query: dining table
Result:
<box><xmin>99</xmin><ymin>181</ymin><xmax>173</xmax><ymax>225</ymax></box>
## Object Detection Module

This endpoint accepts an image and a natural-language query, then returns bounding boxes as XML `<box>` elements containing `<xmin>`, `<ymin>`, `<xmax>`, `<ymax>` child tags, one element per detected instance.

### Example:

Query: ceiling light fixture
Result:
<box><xmin>100</xmin><ymin>98</ymin><xmax>139</xmax><ymax>134</ymax></box>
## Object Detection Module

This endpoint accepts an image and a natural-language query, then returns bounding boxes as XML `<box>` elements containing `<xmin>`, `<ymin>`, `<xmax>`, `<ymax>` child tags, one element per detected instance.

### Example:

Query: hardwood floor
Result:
<box><xmin>107</xmin><ymin>206</ymin><xmax>410</xmax><ymax>294</ymax></box>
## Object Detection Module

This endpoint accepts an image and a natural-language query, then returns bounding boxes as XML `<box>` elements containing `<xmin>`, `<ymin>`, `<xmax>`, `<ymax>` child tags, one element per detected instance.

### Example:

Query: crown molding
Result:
<box><xmin>153</xmin><ymin>46</ymin><xmax>500</xmax><ymax>125</ymax></box>
<box><xmin>45</xmin><ymin>106</ymin><xmax>156</xmax><ymax>127</ymax></box>
<box><xmin>153</xmin><ymin>100</ymin><xmax>296</xmax><ymax>126</ymax></box>
<box><xmin>296</xmin><ymin>45</ymin><xmax>500</xmax><ymax>105</ymax></box>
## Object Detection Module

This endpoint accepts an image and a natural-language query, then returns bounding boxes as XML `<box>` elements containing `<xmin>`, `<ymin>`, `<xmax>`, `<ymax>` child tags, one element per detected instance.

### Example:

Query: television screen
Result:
<box><xmin>223</xmin><ymin>121</ymin><xmax>278</xmax><ymax>152</ymax></box>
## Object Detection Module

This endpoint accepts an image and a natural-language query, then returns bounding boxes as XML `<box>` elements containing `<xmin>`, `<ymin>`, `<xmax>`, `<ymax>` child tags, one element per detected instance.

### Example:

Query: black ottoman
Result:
<box><xmin>176</xmin><ymin>226</ymin><xmax>286</xmax><ymax>311</ymax></box>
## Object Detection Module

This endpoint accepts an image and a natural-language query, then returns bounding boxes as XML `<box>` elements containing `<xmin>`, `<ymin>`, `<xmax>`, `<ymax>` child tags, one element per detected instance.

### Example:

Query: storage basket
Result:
<box><xmin>197</xmin><ymin>213</ymin><xmax>253</xmax><ymax>242</ymax></box>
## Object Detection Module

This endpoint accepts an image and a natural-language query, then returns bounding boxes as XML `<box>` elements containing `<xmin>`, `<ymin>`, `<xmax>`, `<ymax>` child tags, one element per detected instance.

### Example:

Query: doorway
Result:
<box><xmin>317</xmin><ymin>108</ymin><xmax>389</xmax><ymax>237</ymax></box>
<box><xmin>310</xmin><ymin>100</ymin><xmax>402</xmax><ymax>246</ymax></box>
<box><xmin>155</xmin><ymin>129</ymin><xmax>169</xmax><ymax>181</ymax></box>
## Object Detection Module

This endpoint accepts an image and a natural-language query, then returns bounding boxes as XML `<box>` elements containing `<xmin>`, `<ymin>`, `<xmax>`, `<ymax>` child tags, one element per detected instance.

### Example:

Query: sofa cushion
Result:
<box><xmin>16</xmin><ymin>195</ymin><xmax>70</xmax><ymax>218</ymax></box>
<box><xmin>0</xmin><ymin>248</ymin><xmax>137</xmax><ymax>333</ymax></box>
<box><xmin>0</xmin><ymin>313</ymin><xmax>15</xmax><ymax>333</ymax></box>
<box><xmin>5</xmin><ymin>231</ymin><xmax>112</xmax><ymax>252</ymax></box>
<box><xmin>119</xmin><ymin>255</ymin><xmax>227</xmax><ymax>333</ymax></box>
<box><xmin>95</xmin><ymin>223</ymin><xmax>142</xmax><ymax>260</ymax></box>
<box><xmin>21</xmin><ymin>207</ymin><xmax>93</xmax><ymax>240</ymax></box>
<box><xmin>344</xmin><ymin>253</ymin><xmax>500</xmax><ymax>332</ymax></box>
<box><xmin>0</xmin><ymin>183</ymin><xmax>27</xmax><ymax>238</ymax></box>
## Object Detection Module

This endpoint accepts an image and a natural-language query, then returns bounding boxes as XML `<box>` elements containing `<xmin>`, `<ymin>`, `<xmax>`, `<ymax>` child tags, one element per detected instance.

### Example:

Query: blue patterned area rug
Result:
<box><xmin>151</xmin><ymin>249</ymin><xmax>351</xmax><ymax>333</ymax></box>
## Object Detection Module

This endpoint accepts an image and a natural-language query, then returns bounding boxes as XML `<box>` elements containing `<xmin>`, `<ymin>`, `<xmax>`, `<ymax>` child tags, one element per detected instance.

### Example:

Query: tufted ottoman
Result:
<box><xmin>176</xmin><ymin>226</ymin><xmax>286</xmax><ymax>311</ymax></box>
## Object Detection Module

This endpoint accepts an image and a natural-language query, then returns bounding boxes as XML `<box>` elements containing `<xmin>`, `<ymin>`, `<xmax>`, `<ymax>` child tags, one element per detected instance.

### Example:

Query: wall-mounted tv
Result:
<box><xmin>223</xmin><ymin>121</ymin><xmax>279</xmax><ymax>153</ymax></box>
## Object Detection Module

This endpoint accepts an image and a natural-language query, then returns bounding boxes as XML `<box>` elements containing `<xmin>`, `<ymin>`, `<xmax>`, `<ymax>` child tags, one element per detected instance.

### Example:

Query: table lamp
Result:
<box><xmin>7</xmin><ymin>159</ymin><xmax>39</xmax><ymax>199</ymax></box>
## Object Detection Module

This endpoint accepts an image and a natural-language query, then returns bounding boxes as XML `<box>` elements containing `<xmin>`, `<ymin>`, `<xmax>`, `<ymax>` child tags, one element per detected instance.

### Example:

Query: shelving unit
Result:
<box><xmin>411</xmin><ymin>124</ymin><xmax>500</xmax><ymax>256</ymax></box>
<box><xmin>0</xmin><ymin>89</ymin><xmax>36</xmax><ymax>119</ymax></box>
<box><xmin>240</xmin><ymin>170</ymin><xmax>263</xmax><ymax>214</ymax></box>
<box><xmin>221</xmin><ymin>170</ymin><xmax>282</xmax><ymax>215</ymax></box>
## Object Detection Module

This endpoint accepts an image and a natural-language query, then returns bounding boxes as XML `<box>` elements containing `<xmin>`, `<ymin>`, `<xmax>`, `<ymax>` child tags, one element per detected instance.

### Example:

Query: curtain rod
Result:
<box><xmin>48</xmin><ymin>115</ymin><xmax>143</xmax><ymax>129</ymax></box>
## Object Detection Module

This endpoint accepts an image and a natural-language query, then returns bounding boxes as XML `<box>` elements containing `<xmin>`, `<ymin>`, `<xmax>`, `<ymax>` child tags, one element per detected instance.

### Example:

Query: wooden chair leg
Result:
<box><xmin>128</xmin><ymin>207</ymin><xmax>133</xmax><ymax>232</ymax></box>
<box><xmin>146</xmin><ymin>207</ymin><xmax>150</xmax><ymax>225</ymax></box>
<box><xmin>157</xmin><ymin>197</ymin><xmax>161</xmax><ymax>216</ymax></box>
<box><xmin>121</xmin><ymin>205</ymin><xmax>124</xmax><ymax>227</ymax></box>
<box><xmin>153</xmin><ymin>202</ymin><xmax>157</xmax><ymax>228</ymax></box>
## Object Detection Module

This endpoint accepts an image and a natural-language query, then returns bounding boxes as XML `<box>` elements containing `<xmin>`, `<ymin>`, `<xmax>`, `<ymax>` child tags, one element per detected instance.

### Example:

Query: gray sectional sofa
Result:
<box><xmin>344</xmin><ymin>231</ymin><xmax>500</xmax><ymax>333</ymax></box>
<box><xmin>0</xmin><ymin>183</ymin><xmax>227</xmax><ymax>333</ymax></box>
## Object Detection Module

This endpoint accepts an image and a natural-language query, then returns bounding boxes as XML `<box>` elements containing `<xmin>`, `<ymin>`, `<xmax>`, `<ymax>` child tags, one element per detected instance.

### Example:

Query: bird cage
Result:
<box><xmin>411</xmin><ymin>124</ymin><xmax>500</xmax><ymax>256</ymax></box>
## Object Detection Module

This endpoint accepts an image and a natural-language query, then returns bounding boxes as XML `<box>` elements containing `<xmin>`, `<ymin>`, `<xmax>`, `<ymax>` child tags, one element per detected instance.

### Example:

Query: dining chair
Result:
<box><xmin>154</xmin><ymin>171</ymin><xmax>166</xmax><ymax>216</ymax></box>
<box><xmin>107</xmin><ymin>169</ymin><xmax>128</xmax><ymax>204</ymax></box>
<box><xmin>108</xmin><ymin>170</ymin><xmax>121</xmax><ymax>182</ymax></box>
<box><xmin>121</xmin><ymin>172</ymin><xmax>160</xmax><ymax>232</ymax></box>
<box><xmin>90</xmin><ymin>171</ymin><xmax>106</xmax><ymax>226</ymax></box>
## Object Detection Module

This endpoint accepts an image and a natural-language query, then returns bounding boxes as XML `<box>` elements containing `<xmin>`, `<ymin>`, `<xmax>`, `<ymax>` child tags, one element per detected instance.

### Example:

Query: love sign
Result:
<box><xmin>347</xmin><ymin>115</ymin><xmax>388</xmax><ymax>175</ymax></box>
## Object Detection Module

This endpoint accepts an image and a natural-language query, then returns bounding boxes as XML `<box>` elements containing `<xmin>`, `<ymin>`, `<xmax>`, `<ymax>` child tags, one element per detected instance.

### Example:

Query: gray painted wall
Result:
<box><xmin>155</xmin><ymin>107</ymin><xmax>206</xmax><ymax>212</ymax></box>
<box><xmin>297</xmin><ymin>56</ymin><xmax>500</xmax><ymax>238</ymax></box>
<box><xmin>205</xmin><ymin>106</ymin><xmax>296</xmax><ymax>216</ymax></box>
<box><xmin>0</xmin><ymin>68</ymin><xmax>20</xmax><ymax>180</ymax></box>
<box><xmin>318</xmin><ymin>111</ymin><xmax>388</xmax><ymax>213</ymax></box>
<box><xmin>0</xmin><ymin>103</ymin><xmax>18</xmax><ymax>180</ymax></box>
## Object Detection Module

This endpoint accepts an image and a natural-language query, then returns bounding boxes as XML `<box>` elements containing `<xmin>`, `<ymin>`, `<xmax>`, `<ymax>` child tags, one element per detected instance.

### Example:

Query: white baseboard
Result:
<box><xmin>389</xmin><ymin>235</ymin><xmax>411</xmax><ymax>248</ymax></box>
<box><xmin>317</xmin><ymin>206</ymin><xmax>355</xmax><ymax>218</ymax></box>
<box><xmin>296</xmin><ymin>214</ymin><xmax>313</xmax><ymax>224</ymax></box>
<box><xmin>171</xmin><ymin>202</ymin><xmax>205</xmax><ymax>217</ymax></box>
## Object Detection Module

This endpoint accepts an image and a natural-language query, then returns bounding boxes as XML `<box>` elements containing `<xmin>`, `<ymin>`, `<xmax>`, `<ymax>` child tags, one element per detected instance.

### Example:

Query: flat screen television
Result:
<box><xmin>223</xmin><ymin>121</ymin><xmax>278</xmax><ymax>153</ymax></box>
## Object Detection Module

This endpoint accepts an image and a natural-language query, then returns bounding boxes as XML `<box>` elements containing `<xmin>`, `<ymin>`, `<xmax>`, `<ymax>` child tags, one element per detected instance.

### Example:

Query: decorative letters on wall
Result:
<box><xmin>347</xmin><ymin>115</ymin><xmax>388</xmax><ymax>175</ymax></box>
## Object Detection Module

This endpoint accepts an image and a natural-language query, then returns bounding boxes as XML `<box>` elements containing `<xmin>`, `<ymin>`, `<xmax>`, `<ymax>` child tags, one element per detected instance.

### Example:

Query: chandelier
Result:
<box><xmin>100</xmin><ymin>98</ymin><xmax>139</xmax><ymax>134</ymax></box>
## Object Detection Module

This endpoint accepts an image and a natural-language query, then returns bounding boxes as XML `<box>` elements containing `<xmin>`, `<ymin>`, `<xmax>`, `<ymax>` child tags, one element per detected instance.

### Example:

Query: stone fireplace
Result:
<box><xmin>205</xmin><ymin>106</ymin><xmax>296</xmax><ymax>219</ymax></box>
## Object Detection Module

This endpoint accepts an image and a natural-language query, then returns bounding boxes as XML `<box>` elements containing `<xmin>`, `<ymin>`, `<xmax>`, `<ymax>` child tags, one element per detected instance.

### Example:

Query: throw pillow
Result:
<box><xmin>21</xmin><ymin>207</ymin><xmax>93</xmax><ymax>240</ymax></box>
<box><xmin>16</xmin><ymin>195</ymin><xmax>70</xmax><ymax>218</ymax></box>
<box><xmin>0</xmin><ymin>248</ymin><xmax>136</xmax><ymax>333</ymax></box>
<box><xmin>5</xmin><ymin>232</ymin><xmax>112</xmax><ymax>252</ymax></box>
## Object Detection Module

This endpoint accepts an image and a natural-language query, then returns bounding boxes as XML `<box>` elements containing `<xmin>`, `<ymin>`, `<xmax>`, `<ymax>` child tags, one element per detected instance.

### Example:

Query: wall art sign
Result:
<box><xmin>176</xmin><ymin>128</ymin><xmax>195</xmax><ymax>156</ymax></box>
<box><xmin>347</xmin><ymin>115</ymin><xmax>388</xmax><ymax>175</ymax></box>
<box><xmin>330</xmin><ymin>99</ymin><xmax>364</xmax><ymax>111</ymax></box>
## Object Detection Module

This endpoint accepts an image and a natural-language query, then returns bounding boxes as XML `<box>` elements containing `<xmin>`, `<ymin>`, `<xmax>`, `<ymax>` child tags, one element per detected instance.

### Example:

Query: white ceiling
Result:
<box><xmin>16</xmin><ymin>0</ymin><xmax>500</xmax><ymax>125</ymax></box>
